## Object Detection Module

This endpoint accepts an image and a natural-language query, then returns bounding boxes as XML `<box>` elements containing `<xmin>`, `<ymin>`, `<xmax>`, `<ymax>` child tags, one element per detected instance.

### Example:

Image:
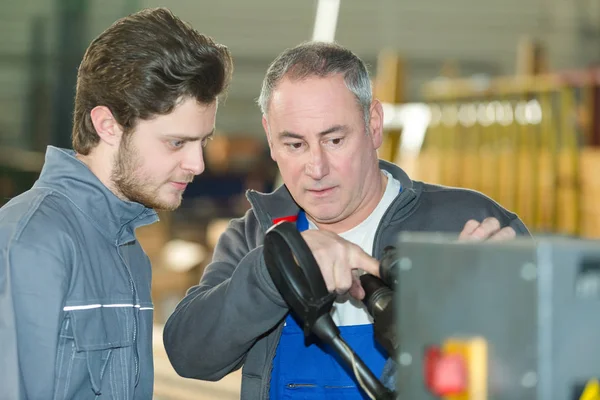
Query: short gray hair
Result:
<box><xmin>257</xmin><ymin>41</ymin><xmax>372</xmax><ymax>129</ymax></box>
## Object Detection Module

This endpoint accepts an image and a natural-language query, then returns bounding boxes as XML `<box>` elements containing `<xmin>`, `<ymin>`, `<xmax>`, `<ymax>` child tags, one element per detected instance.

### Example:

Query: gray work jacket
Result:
<box><xmin>0</xmin><ymin>146</ymin><xmax>158</xmax><ymax>399</ymax></box>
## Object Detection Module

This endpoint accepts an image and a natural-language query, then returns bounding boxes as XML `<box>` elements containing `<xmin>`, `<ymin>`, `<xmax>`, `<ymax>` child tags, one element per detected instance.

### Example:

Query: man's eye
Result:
<box><xmin>169</xmin><ymin>140</ymin><xmax>185</xmax><ymax>149</ymax></box>
<box><xmin>326</xmin><ymin>138</ymin><xmax>344</xmax><ymax>147</ymax></box>
<box><xmin>285</xmin><ymin>142</ymin><xmax>303</xmax><ymax>150</ymax></box>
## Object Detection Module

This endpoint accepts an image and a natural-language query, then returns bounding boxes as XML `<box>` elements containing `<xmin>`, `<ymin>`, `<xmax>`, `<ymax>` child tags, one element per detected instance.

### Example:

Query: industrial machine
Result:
<box><xmin>263</xmin><ymin>222</ymin><xmax>600</xmax><ymax>399</ymax></box>
<box><xmin>393</xmin><ymin>233</ymin><xmax>600</xmax><ymax>400</ymax></box>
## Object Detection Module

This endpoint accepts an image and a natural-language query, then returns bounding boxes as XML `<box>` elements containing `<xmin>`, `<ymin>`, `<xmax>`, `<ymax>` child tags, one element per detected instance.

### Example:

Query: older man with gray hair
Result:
<box><xmin>163</xmin><ymin>41</ymin><xmax>528</xmax><ymax>399</ymax></box>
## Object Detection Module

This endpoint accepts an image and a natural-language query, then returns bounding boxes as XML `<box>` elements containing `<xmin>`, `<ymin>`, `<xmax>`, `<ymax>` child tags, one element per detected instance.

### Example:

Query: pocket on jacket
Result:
<box><xmin>56</xmin><ymin>306</ymin><xmax>135</xmax><ymax>399</ymax></box>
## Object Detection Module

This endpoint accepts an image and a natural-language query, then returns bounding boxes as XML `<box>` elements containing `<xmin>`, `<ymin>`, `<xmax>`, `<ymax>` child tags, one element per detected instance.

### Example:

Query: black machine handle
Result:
<box><xmin>263</xmin><ymin>221</ymin><xmax>396</xmax><ymax>400</ymax></box>
<box><xmin>263</xmin><ymin>220</ymin><xmax>336</xmax><ymax>337</ymax></box>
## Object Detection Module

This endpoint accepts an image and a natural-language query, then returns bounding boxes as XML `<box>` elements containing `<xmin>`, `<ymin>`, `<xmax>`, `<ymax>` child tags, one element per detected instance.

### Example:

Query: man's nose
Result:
<box><xmin>304</xmin><ymin>147</ymin><xmax>329</xmax><ymax>180</ymax></box>
<box><xmin>182</xmin><ymin>146</ymin><xmax>205</xmax><ymax>175</ymax></box>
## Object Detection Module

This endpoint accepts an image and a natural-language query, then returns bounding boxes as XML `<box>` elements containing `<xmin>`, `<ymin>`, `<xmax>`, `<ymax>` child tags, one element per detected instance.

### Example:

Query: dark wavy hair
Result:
<box><xmin>72</xmin><ymin>7</ymin><xmax>233</xmax><ymax>154</ymax></box>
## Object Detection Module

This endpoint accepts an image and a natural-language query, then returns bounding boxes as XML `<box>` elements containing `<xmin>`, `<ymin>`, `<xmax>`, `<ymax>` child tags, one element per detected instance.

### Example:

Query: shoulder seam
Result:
<box><xmin>10</xmin><ymin>189</ymin><xmax>56</xmax><ymax>242</ymax></box>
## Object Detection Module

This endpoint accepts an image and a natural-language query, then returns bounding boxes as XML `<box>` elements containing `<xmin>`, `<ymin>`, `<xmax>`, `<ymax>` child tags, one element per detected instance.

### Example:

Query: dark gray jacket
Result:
<box><xmin>163</xmin><ymin>160</ymin><xmax>529</xmax><ymax>399</ymax></box>
<box><xmin>0</xmin><ymin>146</ymin><xmax>158</xmax><ymax>400</ymax></box>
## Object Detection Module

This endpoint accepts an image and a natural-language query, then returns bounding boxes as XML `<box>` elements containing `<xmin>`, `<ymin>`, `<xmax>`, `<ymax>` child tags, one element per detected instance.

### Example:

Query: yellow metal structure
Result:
<box><xmin>381</xmin><ymin>67</ymin><xmax>600</xmax><ymax>238</ymax></box>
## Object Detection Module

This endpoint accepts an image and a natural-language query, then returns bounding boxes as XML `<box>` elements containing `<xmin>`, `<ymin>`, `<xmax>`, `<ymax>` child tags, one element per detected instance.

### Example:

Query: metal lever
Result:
<box><xmin>263</xmin><ymin>221</ymin><xmax>396</xmax><ymax>400</ymax></box>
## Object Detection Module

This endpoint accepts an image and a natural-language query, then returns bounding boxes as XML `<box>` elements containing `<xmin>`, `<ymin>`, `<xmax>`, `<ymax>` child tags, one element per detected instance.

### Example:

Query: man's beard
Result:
<box><xmin>110</xmin><ymin>139</ymin><xmax>182</xmax><ymax>211</ymax></box>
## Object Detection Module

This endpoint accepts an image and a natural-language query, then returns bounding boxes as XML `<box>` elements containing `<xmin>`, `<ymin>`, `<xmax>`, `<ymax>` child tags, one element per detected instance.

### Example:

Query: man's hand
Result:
<box><xmin>300</xmin><ymin>230</ymin><xmax>378</xmax><ymax>300</ymax></box>
<box><xmin>458</xmin><ymin>217</ymin><xmax>516</xmax><ymax>241</ymax></box>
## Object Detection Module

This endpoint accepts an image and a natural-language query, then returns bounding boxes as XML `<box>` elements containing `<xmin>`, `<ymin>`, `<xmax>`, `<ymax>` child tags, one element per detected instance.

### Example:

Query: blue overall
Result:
<box><xmin>269</xmin><ymin>211</ymin><xmax>388</xmax><ymax>399</ymax></box>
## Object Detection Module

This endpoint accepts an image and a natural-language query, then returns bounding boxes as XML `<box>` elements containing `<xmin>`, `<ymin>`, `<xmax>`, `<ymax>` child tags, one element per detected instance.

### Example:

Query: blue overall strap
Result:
<box><xmin>296</xmin><ymin>210</ymin><xmax>309</xmax><ymax>232</ymax></box>
<box><xmin>269</xmin><ymin>210</ymin><xmax>387</xmax><ymax>399</ymax></box>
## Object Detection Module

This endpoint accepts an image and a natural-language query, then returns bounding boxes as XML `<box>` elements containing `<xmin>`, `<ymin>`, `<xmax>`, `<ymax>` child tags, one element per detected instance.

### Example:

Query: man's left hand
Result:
<box><xmin>458</xmin><ymin>217</ymin><xmax>516</xmax><ymax>241</ymax></box>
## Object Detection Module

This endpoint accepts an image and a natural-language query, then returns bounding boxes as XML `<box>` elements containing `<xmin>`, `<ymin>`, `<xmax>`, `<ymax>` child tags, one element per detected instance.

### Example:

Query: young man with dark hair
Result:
<box><xmin>0</xmin><ymin>7</ymin><xmax>232</xmax><ymax>399</ymax></box>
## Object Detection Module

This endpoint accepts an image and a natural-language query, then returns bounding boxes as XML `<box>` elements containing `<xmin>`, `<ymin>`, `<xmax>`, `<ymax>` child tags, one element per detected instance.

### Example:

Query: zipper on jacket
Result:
<box><xmin>286</xmin><ymin>383</ymin><xmax>354</xmax><ymax>389</ymax></box>
<box><xmin>261</xmin><ymin>322</ymin><xmax>284</xmax><ymax>399</ymax></box>
<box><xmin>371</xmin><ymin>187</ymin><xmax>414</xmax><ymax>257</ymax></box>
<box><xmin>371</xmin><ymin>199</ymin><xmax>397</xmax><ymax>257</ymax></box>
<box><xmin>117</xmin><ymin>246</ymin><xmax>140</xmax><ymax>386</ymax></box>
<box><xmin>286</xmin><ymin>383</ymin><xmax>317</xmax><ymax>389</ymax></box>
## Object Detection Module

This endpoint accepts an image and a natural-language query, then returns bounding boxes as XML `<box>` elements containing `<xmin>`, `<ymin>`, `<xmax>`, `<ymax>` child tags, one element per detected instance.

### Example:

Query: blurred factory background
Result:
<box><xmin>3</xmin><ymin>0</ymin><xmax>600</xmax><ymax>398</ymax></box>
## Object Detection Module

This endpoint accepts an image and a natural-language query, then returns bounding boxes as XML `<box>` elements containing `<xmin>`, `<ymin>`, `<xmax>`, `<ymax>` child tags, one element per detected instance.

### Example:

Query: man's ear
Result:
<box><xmin>369</xmin><ymin>99</ymin><xmax>384</xmax><ymax>149</ymax></box>
<box><xmin>90</xmin><ymin>106</ymin><xmax>123</xmax><ymax>147</ymax></box>
<box><xmin>262</xmin><ymin>115</ymin><xmax>276</xmax><ymax>161</ymax></box>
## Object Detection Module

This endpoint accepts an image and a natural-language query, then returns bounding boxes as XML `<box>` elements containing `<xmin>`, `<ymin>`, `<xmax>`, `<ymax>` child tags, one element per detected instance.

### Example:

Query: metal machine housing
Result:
<box><xmin>394</xmin><ymin>233</ymin><xmax>600</xmax><ymax>399</ymax></box>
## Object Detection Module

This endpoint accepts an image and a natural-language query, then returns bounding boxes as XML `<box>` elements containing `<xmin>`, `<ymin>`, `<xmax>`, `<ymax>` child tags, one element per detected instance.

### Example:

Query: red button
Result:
<box><xmin>424</xmin><ymin>346</ymin><xmax>468</xmax><ymax>396</ymax></box>
<box><xmin>424</xmin><ymin>346</ymin><xmax>442</xmax><ymax>390</ymax></box>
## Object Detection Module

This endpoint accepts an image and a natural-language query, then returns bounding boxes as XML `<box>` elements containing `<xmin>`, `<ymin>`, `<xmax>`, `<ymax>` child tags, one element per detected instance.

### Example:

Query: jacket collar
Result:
<box><xmin>33</xmin><ymin>146</ymin><xmax>158</xmax><ymax>245</ymax></box>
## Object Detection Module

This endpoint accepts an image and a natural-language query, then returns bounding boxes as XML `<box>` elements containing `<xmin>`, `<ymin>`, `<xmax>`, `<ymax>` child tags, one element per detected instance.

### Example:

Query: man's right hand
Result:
<box><xmin>458</xmin><ymin>217</ymin><xmax>516</xmax><ymax>242</ymax></box>
<box><xmin>300</xmin><ymin>230</ymin><xmax>379</xmax><ymax>300</ymax></box>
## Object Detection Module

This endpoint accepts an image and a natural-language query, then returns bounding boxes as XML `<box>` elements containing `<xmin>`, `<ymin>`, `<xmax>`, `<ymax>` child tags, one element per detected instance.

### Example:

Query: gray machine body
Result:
<box><xmin>394</xmin><ymin>233</ymin><xmax>600</xmax><ymax>399</ymax></box>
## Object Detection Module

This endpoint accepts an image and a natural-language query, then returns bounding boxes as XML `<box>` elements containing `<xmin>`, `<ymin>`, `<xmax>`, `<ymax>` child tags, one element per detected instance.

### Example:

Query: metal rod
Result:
<box><xmin>328</xmin><ymin>335</ymin><xmax>395</xmax><ymax>400</ymax></box>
